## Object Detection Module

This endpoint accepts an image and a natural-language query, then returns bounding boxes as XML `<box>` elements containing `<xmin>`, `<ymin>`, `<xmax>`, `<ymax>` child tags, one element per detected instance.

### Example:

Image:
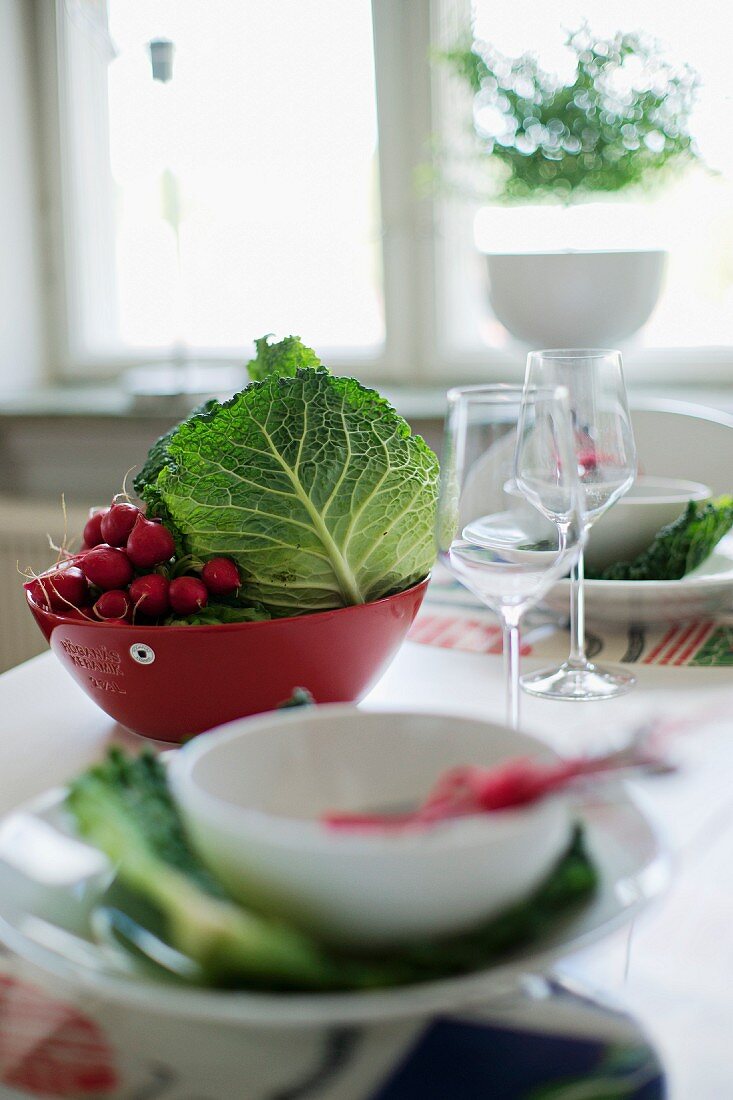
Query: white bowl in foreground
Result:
<box><xmin>169</xmin><ymin>708</ymin><xmax>569</xmax><ymax>948</ymax></box>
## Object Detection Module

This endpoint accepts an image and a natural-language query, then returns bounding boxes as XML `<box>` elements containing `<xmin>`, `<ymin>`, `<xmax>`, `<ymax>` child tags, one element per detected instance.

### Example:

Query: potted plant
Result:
<box><xmin>442</xmin><ymin>27</ymin><xmax>699</xmax><ymax>346</ymax></box>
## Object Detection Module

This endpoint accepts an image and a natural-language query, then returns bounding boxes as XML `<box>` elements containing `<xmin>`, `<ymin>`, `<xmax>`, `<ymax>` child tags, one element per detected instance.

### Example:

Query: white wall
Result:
<box><xmin>0</xmin><ymin>0</ymin><xmax>46</xmax><ymax>393</ymax></box>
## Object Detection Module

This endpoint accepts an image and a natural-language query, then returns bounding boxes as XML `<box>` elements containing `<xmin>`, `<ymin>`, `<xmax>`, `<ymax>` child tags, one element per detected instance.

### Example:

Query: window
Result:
<box><xmin>39</xmin><ymin>0</ymin><xmax>733</xmax><ymax>385</ymax></box>
<box><xmin>49</xmin><ymin>0</ymin><xmax>398</xmax><ymax>377</ymax></box>
<box><xmin>106</xmin><ymin>1</ymin><xmax>383</xmax><ymax>356</ymax></box>
<box><xmin>433</xmin><ymin>0</ymin><xmax>733</xmax><ymax>382</ymax></box>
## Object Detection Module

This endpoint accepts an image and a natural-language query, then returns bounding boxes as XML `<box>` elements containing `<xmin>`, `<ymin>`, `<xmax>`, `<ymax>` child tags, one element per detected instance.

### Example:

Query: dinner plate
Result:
<box><xmin>544</xmin><ymin>533</ymin><xmax>733</xmax><ymax>626</ymax></box>
<box><xmin>0</xmin><ymin>784</ymin><xmax>669</xmax><ymax>1027</ymax></box>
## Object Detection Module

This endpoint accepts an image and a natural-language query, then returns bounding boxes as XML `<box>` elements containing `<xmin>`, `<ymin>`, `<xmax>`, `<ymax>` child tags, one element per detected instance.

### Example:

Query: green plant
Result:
<box><xmin>442</xmin><ymin>26</ymin><xmax>699</xmax><ymax>203</ymax></box>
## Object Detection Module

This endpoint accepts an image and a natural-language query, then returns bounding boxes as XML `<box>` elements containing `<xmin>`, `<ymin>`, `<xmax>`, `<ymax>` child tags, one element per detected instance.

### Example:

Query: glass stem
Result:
<box><xmin>502</xmin><ymin>611</ymin><xmax>522</xmax><ymax>730</ymax></box>
<box><xmin>569</xmin><ymin>542</ymin><xmax>587</xmax><ymax>668</ymax></box>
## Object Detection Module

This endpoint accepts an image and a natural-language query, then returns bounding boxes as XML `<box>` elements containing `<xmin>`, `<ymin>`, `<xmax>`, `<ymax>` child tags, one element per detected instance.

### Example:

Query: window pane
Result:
<box><xmin>442</xmin><ymin>0</ymin><xmax>733</xmax><ymax>352</ymax></box>
<box><xmin>107</xmin><ymin>0</ymin><xmax>383</xmax><ymax>352</ymax></box>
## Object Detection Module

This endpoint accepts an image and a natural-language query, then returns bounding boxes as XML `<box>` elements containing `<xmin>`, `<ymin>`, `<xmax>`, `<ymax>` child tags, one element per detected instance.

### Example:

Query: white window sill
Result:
<box><xmin>3</xmin><ymin>381</ymin><xmax>733</xmax><ymax>423</ymax></box>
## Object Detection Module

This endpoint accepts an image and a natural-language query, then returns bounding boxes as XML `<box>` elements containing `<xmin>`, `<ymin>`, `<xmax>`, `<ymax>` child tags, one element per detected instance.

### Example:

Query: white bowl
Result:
<box><xmin>485</xmin><ymin>249</ymin><xmax>667</xmax><ymax>346</ymax></box>
<box><xmin>586</xmin><ymin>476</ymin><xmax>710</xmax><ymax>572</ymax></box>
<box><xmin>169</xmin><ymin>708</ymin><xmax>570</xmax><ymax>948</ymax></box>
<box><xmin>506</xmin><ymin>476</ymin><xmax>711</xmax><ymax>574</ymax></box>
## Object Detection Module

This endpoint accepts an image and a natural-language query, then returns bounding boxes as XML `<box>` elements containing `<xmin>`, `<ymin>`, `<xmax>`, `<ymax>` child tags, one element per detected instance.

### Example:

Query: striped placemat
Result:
<box><xmin>410</xmin><ymin>578</ymin><xmax>733</xmax><ymax>667</ymax></box>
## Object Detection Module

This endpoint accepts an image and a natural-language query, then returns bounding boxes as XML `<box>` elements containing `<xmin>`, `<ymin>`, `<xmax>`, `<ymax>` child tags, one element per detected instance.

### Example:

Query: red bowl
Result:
<box><xmin>26</xmin><ymin>580</ymin><xmax>428</xmax><ymax>742</ymax></box>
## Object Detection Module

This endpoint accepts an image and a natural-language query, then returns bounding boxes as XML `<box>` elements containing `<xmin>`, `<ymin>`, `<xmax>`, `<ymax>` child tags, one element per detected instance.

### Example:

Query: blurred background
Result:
<box><xmin>2</xmin><ymin>0</ymin><xmax>733</xmax><ymax>669</ymax></box>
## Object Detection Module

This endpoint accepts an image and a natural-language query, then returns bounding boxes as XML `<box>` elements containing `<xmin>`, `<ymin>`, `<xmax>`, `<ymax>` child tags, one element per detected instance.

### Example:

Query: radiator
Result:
<box><xmin>0</xmin><ymin>497</ymin><xmax>90</xmax><ymax>673</ymax></box>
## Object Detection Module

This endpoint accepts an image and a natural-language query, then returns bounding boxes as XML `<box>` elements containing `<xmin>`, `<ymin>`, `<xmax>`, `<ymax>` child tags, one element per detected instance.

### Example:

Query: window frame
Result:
<box><xmin>36</xmin><ymin>0</ymin><xmax>733</xmax><ymax>388</ymax></box>
<box><xmin>39</xmin><ymin>0</ymin><xmax>441</xmax><ymax>386</ymax></box>
<box><xmin>426</xmin><ymin>0</ymin><xmax>733</xmax><ymax>386</ymax></box>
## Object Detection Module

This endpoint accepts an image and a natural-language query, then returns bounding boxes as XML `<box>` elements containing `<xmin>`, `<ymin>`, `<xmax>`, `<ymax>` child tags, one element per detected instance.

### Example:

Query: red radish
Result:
<box><xmin>169</xmin><ymin>576</ymin><xmax>208</xmax><ymax>616</ymax></box>
<box><xmin>201</xmin><ymin>557</ymin><xmax>241</xmax><ymax>597</ymax></box>
<box><xmin>25</xmin><ymin>566</ymin><xmax>88</xmax><ymax>613</ymax></box>
<box><xmin>83</xmin><ymin>510</ymin><xmax>107</xmax><ymax>548</ymax></box>
<box><xmin>324</xmin><ymin>747</ymin><xmax>661</xmax><ymax>831</ymax></box>
<box><xmin>100</xmin><ymin>502</ymin><xmax>141</xmax><ymax>547</ymax></box>
<box><xmin>96</xmin><ymin>618</ymin><xmax>129</xmax><ymax>626</ymax></box>
<box><xmin>93</xmin><ymin>589</ymin><xmax>132</xmax><ymax>621</ymax></box>
<box><xmin>129</xmin><ymin>573</ymin><xmax>170</xmax><ymax>618</ymax></box>
<box><xmin>126</xmin><ymin>515</ymin><xmax>175</xmax><ymax>569</ymax></box>
<box><xmin>81</xmin><ymin>545</ymin><xmax>134</xmax><ymax>590</ymax></box>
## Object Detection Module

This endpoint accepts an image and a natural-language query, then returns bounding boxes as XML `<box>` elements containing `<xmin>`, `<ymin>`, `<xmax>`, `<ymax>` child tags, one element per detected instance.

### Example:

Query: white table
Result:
<box><xmin>2</xmin><ymin>645</ymin><xmax>733</xmax><ymax>1098</ymax></box>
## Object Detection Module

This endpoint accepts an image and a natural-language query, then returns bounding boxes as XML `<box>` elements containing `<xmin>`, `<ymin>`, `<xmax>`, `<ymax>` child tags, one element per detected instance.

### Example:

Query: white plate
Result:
<box><xmin>544</xmin><ymin>534</ymin><xmax>733</xmax><ymax>626</ymax></box>
<box><xmin>0</xmin><ymin>784</ymin><xmax>669</xmax><ymax>1027</ymax></box>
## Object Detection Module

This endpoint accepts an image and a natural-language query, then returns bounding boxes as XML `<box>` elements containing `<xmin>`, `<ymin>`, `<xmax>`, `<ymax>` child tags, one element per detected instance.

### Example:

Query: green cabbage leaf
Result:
<box><xmin>136</xmin><ymin>367</ymin><xmax>438</xmax><ymax>616</ymax></box>
<box><xmin>589</xmin><ymin>495</ymin><xmax>733</xmax><ymax>581</ymax></box>
<box><xmin>167</xmin><ymin>603</ymin><xmax>272</xmax><ymax>626</ymax></box>
<box><xmin>246</xmin><ymin>334</ymin><xmax>323</xmax><ymax>382</ymax></box>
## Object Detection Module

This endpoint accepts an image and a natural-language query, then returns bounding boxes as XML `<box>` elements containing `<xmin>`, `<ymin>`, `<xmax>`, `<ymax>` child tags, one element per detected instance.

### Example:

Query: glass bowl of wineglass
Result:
<box><xmin>519</xmin><ymin>350</ymin><xmax>637</xmax><ymax>701</ymax></box>
<box><xmin>436</xmin><ymin>384</ymin><xmax>583</xmax><ymax>729</ymax></box>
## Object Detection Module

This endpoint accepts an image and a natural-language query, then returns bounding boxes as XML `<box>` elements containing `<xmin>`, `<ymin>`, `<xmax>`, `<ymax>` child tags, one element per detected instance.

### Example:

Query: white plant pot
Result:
<box><xmin>485</xmin><ymin>248</ymin><xmax>667</xmax><ymax>347</ymax></box>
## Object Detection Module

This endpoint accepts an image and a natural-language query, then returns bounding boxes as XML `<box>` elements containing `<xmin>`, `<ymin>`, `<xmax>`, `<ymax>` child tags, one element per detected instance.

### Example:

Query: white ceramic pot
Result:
<box><xmin>485</xmin><ymin>249</ymin><xmax>667</xmax><ymax>347</ymax></box>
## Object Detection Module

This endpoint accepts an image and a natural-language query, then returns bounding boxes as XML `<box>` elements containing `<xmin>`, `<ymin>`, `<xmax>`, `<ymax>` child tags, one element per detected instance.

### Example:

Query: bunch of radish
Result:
<box><xmin>25</xmin><ymin>501</ymin><xmax>241</xmax><ymax>624</ymax></box>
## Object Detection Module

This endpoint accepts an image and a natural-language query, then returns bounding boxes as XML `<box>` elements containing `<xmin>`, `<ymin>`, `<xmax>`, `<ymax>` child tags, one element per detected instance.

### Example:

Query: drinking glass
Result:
<box><xmin>520</xmin><ymin>350</ymin><xmax>637</xmax><ymax>701</ymax></box>
<box><xmin>436</xmin><ymin>384</ymin><xmax>583</xmax><ymax>729</ymax></box>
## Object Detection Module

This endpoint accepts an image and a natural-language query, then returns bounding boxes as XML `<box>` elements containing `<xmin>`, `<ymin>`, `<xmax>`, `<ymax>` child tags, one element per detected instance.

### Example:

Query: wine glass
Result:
<box><xmin>436</xmin><ymin>384</ymin><xmax>583</xmax><ymax>729</ymax></box>
<box><xmin>520</xmin><ymin>350</ymin><xmax>637</xmax><ymax>701</ymax></box>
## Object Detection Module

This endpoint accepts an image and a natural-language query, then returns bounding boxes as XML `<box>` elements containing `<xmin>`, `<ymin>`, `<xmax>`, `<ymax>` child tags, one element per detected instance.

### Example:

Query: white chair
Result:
<box><xmin>458</xmin><ymin>398</ymin><xmax>733</xmax><ymax>528</ymax></box>
<box><xmin>630</xmin><ymin>399</ymin><xmax>733</xmax><ymax>494</ymax></box>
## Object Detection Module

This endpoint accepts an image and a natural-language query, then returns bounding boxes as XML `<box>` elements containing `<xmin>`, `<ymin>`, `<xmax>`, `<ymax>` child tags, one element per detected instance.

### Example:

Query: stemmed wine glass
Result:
<box><xmin>520</xmin><ymin>350</ymin><xmax>637</xmax><ymax>701</ymax></box>
<box><xmin>436</xmin><ymin>384</ymin><xmax>584</xmax><ymax>729</ymax></box>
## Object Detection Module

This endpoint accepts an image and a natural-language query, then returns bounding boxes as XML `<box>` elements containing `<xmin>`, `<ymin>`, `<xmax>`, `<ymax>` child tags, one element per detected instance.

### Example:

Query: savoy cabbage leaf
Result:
<box><xmin>246</xmin><ymin>334</ymin><xmax>323</xmax><ymax>382</ymax></box>
<box><xmin>134</xmin><ymin>336</ymin><xmax>321</xmax><ymax>509</ymax></box>
<box><xmin>589</xmin><ymin>496</ymin><xmax>733</xmax><ymax>581</ymax></box>
<box><xmin>133</xmin><ymin>396</ymin><xmax>220</xmax><ymax>524</ymax></box>
<box><xmin>137</xmin><ymin>368</ymin><xmax>438</xmax><ymax>615</ymax></box>
<box><xmin>167</xmin><ymin>603</ymin><xmax>272</xmax><ymax>626</ymax></box>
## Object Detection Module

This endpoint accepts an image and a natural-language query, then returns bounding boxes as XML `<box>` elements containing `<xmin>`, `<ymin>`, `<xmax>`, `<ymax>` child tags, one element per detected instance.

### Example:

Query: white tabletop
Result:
<box><xmin>2</xmin><ymin>646</ymin><xmax>733</xmax><ymax>1098</ymax></box>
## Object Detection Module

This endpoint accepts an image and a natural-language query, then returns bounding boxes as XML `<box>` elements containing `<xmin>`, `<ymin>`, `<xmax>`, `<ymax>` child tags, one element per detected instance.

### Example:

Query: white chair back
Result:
<box><xmin>631</xmin><ymin>399</ymin><xmax>733</xmax><ymax>494</ymax></box>
<box><xmin>455</xmin><ymin>398</ymin><xmax>733</xmax><ymax>528</ymax></box>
